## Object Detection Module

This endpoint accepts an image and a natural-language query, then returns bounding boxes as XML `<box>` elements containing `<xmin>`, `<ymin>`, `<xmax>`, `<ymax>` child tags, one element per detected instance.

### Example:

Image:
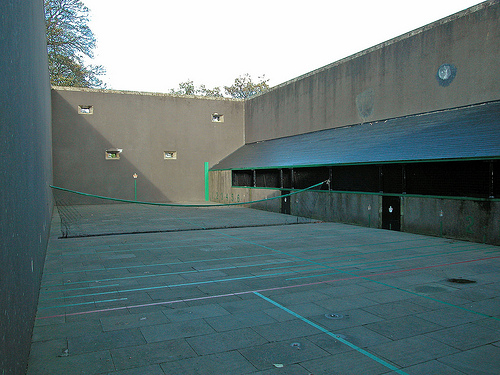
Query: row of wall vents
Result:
<box><xmin>78</xmin><ymin>105</ymin><xmax>224</xmax><ymax>123</ymax></box>
<box><xmin>105</xmin><ymin>150</ymin><xmax>177</xmax><ymax>160</ymax></box>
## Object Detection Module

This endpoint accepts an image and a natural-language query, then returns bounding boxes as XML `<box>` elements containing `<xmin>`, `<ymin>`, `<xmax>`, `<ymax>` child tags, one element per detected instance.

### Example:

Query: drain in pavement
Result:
<box><xmin>447</xmin><ymin>278</ymin><xmax>476</xmax><ymax>284</ymax></box>
<box><xmin>325</xmin><ymin>313</ymin><xmax>344</xmax><ymax>319</ymax></box>
<box><xmin>290</xmin><ymin>342</ymin><xmax>301</xmax><ymax>350</ymax></box>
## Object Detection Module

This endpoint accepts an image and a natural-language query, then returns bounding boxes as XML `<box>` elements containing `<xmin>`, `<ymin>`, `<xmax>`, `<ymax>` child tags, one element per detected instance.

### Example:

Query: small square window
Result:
<box><xmin>78</xmin><ymin>105</ymin><xmax>93</xmax><ymax>115</ymax></box>
<box><xmin>105</xmin><ymin>148</ymin><xmax>122</xmax><ymax>160</ymax></box>
<box><xmin>164</xmin><ymin>151</ymin><xmax>177</xmax><ymax>160</ymax></box>
<box><xmin>211</xmin><ymin>113</ymin><xmax>224</xmax><ymax>123</ymax></box>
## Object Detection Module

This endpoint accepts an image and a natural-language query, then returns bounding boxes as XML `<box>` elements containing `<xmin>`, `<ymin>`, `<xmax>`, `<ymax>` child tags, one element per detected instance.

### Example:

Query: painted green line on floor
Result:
<box><xmin>38</xmin><ymin>255</ymin><xmax>500</xmax><ymax>321</ymax></box>
<box><xmin>43</xmin><ymin>260</ymin><xmax>295</xmax><ymax>290</ymax></box>
<box><xmin>39</xmin><ymin>298</ymin><xmax>128</xmax><ymax>310</ymax></box>
<box><xmin>286</xmin><ymin>271</ymin><xmax>345</xmax><ymax>281</ymax></box>
<box><xmin>44</xmin><ymin>252</ymin><xmax>283</xmax><ymax>277</ymax></box>
<box><xmin>254</xmin><ymin>292</ymin><xmax>409</xmax><ymax>375</ymax></box>
<box><xmin>39</xmin><ymin>271</ymin><xmax>296</xmax><ymax>303</ymax></box>
<box><xmin>217</xmin><ymin>230</ymin><xmax>500</xmax><ymax>321</ymax></box>
<box><xmin>310</xmin><ymin>243</ymin><xmax>480</xmax><ymax>269</ymax></box>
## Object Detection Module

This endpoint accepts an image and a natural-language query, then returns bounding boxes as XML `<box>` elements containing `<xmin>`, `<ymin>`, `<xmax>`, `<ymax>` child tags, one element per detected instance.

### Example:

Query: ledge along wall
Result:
<box><xmin>210</xmin><ymin>1</ymin><xmax>500</xmax><ymax>245</ymax></box>
<box><xmin>209</xmin><ymin>170</ymin><xmax>500</xmax><ymax>245</ymax></box>
<box><xmin>0</xmin><ymin>1</ymin><xmax>53</xmax><ymax>374</ymax></box>
<box><xmin>52</xmin><ymin>88</ymin><xmax>245</xmax><ymax>204</ymax></box>
<box><xmin>209</xmin><ymin>170</ymin><xmax>282</xmax><ymax>213</ymax></box>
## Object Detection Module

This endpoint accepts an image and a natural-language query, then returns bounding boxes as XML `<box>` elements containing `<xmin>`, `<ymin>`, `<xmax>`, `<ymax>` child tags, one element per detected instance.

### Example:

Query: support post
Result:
<box><xmin>133</xmin><ymin>173</ymin><xmax>138</xmax><ymax>201</ymax></box>
<box><xmin>204</xmin><ymin>162</ymin><xmax>209</xmax><ymax>201</ymax></box>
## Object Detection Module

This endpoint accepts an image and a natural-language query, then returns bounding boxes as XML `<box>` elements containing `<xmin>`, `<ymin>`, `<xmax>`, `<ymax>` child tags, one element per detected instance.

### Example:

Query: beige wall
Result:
<box><xmin>245</xmin><ymin>1</ymin><xmax>500</xmax><ymax>142</ymax></box>
<box><xmin>52</xmin><ymin>88</ymin><xmax>245</xmax><ymax>203</ymax></box>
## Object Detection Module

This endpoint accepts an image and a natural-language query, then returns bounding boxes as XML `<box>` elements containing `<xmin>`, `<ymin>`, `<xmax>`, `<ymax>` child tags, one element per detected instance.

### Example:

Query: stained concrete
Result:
<box><xmin>51</xmin><ymin>87</ymin><xmax>245</xmax><ymax>204</ymax></box>
<box><xmin>245</xmin><ymin>2</ymin><xmax>500</xmax><ymax>142</ymax></box>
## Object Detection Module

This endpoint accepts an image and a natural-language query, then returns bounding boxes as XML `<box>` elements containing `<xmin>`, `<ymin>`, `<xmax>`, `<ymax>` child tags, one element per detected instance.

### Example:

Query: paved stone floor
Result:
<box><xmin>28</xmin><ymin>205</ymin><xmax>500</xmax><ymax>374</ymax></box>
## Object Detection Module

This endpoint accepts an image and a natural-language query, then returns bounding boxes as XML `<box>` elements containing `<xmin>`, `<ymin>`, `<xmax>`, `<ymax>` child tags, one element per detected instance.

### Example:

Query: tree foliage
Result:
<box><xmin>45</xmin><ymin>0</ymin><xmax>106</xmax><ymax>88</ymax></box>
<box><xmin>170</xmin><ymin>80</ymin><xmax>224</xmax><ymax>98</ymax></box>
<box><xmin>169</xmin><ymin>79</ymin><xmax>197</xmax><ymax>96</ymax></box>
<box><xmin>170</xmin><ymin>74</ymin><xmax>269</xmax><ymax>99</ymax></box>
<box><xmin>224</xmin><ymin>74</ymin><xmax>270</xmax><ymax>99</ymax></box>
<box><xmin>198</xmin><ymin>85</ymin><xmax>224</xmax><ymax>98</ymax></box>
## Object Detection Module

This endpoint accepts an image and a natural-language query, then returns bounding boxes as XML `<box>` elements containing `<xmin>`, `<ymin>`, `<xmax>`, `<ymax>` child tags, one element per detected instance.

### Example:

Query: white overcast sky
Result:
<box><xmin>81</xmin><ymin>0</ymin><xmax>483</xmax><ymax>93</ymax></box>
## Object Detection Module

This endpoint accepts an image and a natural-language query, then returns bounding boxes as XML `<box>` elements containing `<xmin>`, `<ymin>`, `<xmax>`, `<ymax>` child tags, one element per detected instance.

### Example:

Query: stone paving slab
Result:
<box><xmin>105</xmin><ymin>364</ymin><xmax>165</xmax><ymax>375</ymax></box>
<box><xmin>109</xmin><ymin>339</ymin><xmax>196</xmax><ymax>371</ymax></box>
<box><xmin>437</xmin><ymin>345</ymin><xmax>500</xmax><ymax>375</ymax></box>
<box><xmin>367</xmin><ymin>335</ymin><xmax>460</xmax><ymax>368</ymax></box>
<box><xmin>238</xmin><ymin>340</ymin><xmax>329</xmax><ymax>371</ymax></box>
<box><xmin>27</xmin><ymin>204</ymin><xmax>500</xmax><ymax>374</ymax></box>
<box><xmin>300</xmin><ymin>349</ymin><xmax>393</xmax><ymax>375</ymax></box>
<box><xmin>100</xmin><ymin>311</ymin><xmax>170</xmax><ymax>332</ymax></box>
<box><xmin>140</xmin><ymin>319</ymin><xmax>216</xmax><ymax>343</ymax></box>
<box><xmin>400</xmin><ymin>360</ymin><xmax>467</xmax><ymax>375</ymax></box>
<box><xmin>160</xmin><ymin>350</ymin><xmax>257</xmax><ymax>375</ymax></box>
<box><xmin>186</xmin><ymin>327</ymin><xmax>269</xmax><ymax>356</ymax></box>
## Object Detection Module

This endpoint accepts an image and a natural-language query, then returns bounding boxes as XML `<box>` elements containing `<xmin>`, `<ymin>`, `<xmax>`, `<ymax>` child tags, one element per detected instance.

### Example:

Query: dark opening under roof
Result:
<box><xmin>212</xmin><ymin>100</ymin><xmax>500</xmax><ymax>170</ymax></box>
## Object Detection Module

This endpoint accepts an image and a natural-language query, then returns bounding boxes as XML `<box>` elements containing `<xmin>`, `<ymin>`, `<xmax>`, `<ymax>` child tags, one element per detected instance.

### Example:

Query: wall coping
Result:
<box><xmin>52</xmin><ymin>86</ymin><xmax>244</xmax><ymax>102</ymax></box>
<box><xmin>249</xmin><ymin>0</ymin><xmax>498</xmax><ymax>99</ymax></box>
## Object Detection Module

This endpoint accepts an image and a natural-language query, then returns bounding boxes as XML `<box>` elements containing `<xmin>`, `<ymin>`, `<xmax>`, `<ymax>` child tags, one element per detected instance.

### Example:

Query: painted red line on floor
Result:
<box><xmin>36</xmin><ymin>255</ymin><xmax>500</xmax><ymax>320</ymax></box>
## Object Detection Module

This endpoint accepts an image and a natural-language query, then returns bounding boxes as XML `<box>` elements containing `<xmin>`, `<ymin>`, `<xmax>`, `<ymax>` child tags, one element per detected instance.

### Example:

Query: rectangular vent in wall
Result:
<box><xmin>105</xmin><ymin>148</ymin><xmax>122</xmax><ymax>160</ymax></box>
<box><xmin>78</xmin><ymin>105</ymin><xmax>93</xmax><ymax>114</ymax></box>
<box><xmin>211</xmin><ymin>113</ymin><xmax>224</xmax><ymax>123</ymax></box>
<box><xmin>164</xmin><ymin>151</ymin><xmax>177</xmax><ymax>160</ymax></box>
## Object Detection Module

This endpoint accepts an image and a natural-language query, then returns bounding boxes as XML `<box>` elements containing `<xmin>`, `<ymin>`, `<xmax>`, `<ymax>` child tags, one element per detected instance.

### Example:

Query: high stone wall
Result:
<box><xmin>52</xmin><ymin>88</ymin><xmax>245</xmax><ymax>204</ymax></box>
<box><xmin>245</xmin><ymin>1</ymin><xmax>500</xmax><ymax>142</ymax></box>
<box><xmin>0</xmin><ymin>1</ymin><xmax>53</xmax><ymax>374</ymax></box>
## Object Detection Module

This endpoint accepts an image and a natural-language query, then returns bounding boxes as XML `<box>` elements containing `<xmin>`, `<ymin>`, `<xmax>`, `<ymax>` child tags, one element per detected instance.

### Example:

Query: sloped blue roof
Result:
<box><xmin>212</xmin><ymin>101</ymin><xmax>500</xmax><ymax>170</ymax></box>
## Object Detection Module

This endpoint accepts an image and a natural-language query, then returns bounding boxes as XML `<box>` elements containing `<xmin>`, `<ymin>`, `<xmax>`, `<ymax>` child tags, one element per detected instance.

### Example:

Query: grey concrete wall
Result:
<box><xmin>245</xmin><ymin>1</ymin><xmax>500</xmax><ymax>142</ymax></box>
<box><xmin>209</xmin><ymin>171</ymin><xmax>379</xmax><ymax>227</ymax></box>
<box><xmin>291</xmin><ymin>192</ymin><xmax>381</xmax><ymax>228</ymax></box>
<box><xmin>209</xmin><ymin>170</ymin><xmax>281</xmax><ymax>212</ymax></box>
<box><xmin>208</xmin><ymin>171</ymin><xmax>500</xmax><ymax>245</ymax></box>
<box><xmin>209</xmin><ymin>171</ymin><xmax>381</xmax><ymax>227</ymax></box>
<box><xmin>403</xmin><ymin>197</ymin><xmax>500</xmax><ymax>244</ymax></box>
<box><xmin>0</xmin><ymin>1</ymin><xmax>53</xmax><ymax>374</ymax></box>
<box><xmin>52</xmin><ymin>88</ymin><xmax>244</xmax><ymax>204</ymax></box>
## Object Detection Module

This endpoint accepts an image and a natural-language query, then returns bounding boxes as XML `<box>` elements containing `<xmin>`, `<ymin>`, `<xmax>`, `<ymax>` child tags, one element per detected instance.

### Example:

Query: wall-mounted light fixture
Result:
<box><xmin>436</xmin><ymin>64</ymin><xmax>457</xmax><ymax>87</ymax></box>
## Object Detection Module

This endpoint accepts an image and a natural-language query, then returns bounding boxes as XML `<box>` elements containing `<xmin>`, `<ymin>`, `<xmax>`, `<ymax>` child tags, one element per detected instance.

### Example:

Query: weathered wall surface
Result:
<box><xmin>0</xmin><ymin>1</ymin><xmax>53</xmax><ymax>374</ymax></box>
<box><xmin>245</xmin><ymin>1</ymin><xmax>500</xmax><ymax>142</ymax></box>
<box><xmin>209</xmin><ymin>171</ymin><xmax>500</xmax><ymax>245</ymax></box>
<box><xmin>52</xmin><ymin>88</ymin><xmax>244</xmax><ymax>203</ymax></box>
<box><xmin>403</xmin><ymin>197</ymin><xmax>500</xmax><ymax>244</ymax></box>
<box><xmin>209</xmin><ymin>171</ymin><xmax>380</xmax><ymax>228</ymax></box>
<box><xmin>292</xmin><ymin>192</ymin><xmax>381</xmax><ymax>228</ymax></box>
<box><xmin>293</xmin><ymin>192</ymin><xmax>500</xmax><ymax>245</ymax></box>
<box><xmin>209</xmin><ymin>170</ymin><xmax>281</xmax><ymax>211</ymax></box>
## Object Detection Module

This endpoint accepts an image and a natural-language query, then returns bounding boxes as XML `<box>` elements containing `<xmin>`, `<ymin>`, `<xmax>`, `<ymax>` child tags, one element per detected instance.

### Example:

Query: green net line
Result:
<box><xmin>50</xmin><ymin>180</ymin><xmax>329</xmax><ymax>208</ymax></box>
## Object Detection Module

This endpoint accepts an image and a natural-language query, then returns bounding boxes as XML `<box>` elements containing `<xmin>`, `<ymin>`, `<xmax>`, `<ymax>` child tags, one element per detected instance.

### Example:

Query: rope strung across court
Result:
<box><xmin>50</xmin><ymin>180</ymin><xmax>328</xmax><ymax>207</ymax></box>
<box><xmin>50</xmin><ymin>180</ymin><xmax>328</xmax><ymax>238</ymax></box>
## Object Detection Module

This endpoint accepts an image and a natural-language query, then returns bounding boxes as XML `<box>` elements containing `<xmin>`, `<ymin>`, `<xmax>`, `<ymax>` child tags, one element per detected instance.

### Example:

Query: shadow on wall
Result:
<box><xmin>52</xmin><ymin>93</ymin><xmax>169</xmax><ymax>205</ymax></box>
